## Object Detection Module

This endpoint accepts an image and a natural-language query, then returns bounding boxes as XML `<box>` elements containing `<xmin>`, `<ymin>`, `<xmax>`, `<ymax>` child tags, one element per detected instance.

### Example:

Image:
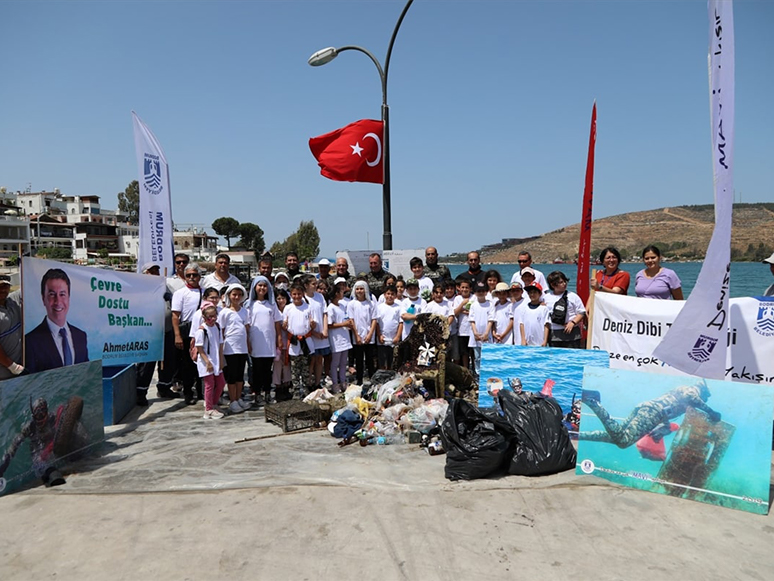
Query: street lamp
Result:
<box><xmin>308</xmin><ymin>0</ymin><xmax>414</xmax><ymax>251</ymax></box>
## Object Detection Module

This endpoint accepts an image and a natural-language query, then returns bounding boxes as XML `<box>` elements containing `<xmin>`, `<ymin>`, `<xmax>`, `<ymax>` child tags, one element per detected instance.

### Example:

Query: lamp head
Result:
<box><xmin>308</xmin><ymin>47</ymin><xmax>338</xmax><ymax>66</ymax></box>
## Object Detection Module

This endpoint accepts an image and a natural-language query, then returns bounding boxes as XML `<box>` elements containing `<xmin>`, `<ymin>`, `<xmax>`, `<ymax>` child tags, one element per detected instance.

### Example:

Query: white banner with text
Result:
<box><xmin>591</xmin><ymin>293</ymin><xmax>774</xmax><ymax>385</ymax></box>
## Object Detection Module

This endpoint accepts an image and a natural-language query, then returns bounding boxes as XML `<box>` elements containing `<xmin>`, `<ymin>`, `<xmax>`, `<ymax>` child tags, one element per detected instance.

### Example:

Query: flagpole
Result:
<box><xmin>308</xmin><ymin>0</ymin><xmax>415</xmax><ymax>251</ymax></box>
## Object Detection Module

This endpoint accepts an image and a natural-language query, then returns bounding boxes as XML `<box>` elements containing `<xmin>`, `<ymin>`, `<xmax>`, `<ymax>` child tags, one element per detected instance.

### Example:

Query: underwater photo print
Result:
<box><xmin>576</xmin><ymin>367</ymin><xmax>773</xmax><ymax>514</ymax></box>
<box><xmin>0</xmin><ymin>361</ymin><xmax>104</xmax><ymax>496</ymax></box>
<box><xmin>478</xmin><ymin>344</ymin><xmax>610</xmax><ymax>434</ymax></box>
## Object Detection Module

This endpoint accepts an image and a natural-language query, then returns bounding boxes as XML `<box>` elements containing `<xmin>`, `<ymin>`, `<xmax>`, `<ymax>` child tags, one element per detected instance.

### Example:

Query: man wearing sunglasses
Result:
<box><xmin>509</xmin><ymin>251</ymin><xmax>547</xmax><ymax>292</ymax></box>
<box><xmin>171</xmin><ymin>262</ymin><xmax>204</xmax><ymax>404</ymax></box>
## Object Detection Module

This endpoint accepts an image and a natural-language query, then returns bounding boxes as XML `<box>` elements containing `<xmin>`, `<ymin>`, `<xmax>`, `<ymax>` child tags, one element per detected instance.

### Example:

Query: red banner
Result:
<box><xmin>576</xmin><ymin>102</ymin><xmax>597</xmax><ymax>305</ymax></box>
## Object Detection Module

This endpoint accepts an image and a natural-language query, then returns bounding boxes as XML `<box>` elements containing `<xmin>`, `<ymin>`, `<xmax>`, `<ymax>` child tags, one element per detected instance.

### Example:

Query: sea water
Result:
<box><xmin>448</xmin><ymin>262</ymin><xmax>771</xmax><ymax>299</ymax></box>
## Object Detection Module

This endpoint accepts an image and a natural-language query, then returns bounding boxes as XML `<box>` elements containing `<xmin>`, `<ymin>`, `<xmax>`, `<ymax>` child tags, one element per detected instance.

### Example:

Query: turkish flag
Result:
<box><xmin>309</xmin><ymin>119</ymin><xmax>384</xmax><ymax>184</ymax></box>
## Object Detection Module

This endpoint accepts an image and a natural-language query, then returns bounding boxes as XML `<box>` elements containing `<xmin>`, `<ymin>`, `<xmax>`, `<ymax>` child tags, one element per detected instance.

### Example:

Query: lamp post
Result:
<box><xmin>308</xmin><ymin>0</ymin><xmax>414</xmax><ymax>251</ymax></box>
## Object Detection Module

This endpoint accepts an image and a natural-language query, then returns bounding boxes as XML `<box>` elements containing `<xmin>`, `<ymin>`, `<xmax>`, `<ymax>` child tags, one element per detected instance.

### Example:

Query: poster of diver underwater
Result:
<box><xmin>576</xmin><ymin>367</ymin><xmax>773</xmax><ymax>515</ymax></box>
<box><xmin>0</xmin><ymin>360</ymin><xmax>104</xmax><ymax>496</ymax></box>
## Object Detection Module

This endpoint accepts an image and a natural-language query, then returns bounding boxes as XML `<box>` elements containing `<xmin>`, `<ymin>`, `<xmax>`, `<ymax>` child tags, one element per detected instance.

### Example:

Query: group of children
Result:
<box><xmin>188</xmin><ymin>257</ymin><xmax>585</xmax><ymax>420</ymax></box>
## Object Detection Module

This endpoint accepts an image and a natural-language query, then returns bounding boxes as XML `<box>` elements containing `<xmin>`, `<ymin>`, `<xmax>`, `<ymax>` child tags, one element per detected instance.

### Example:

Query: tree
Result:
<box><xmin>117</xmin><ymin>180</ymin><xmax>140</xmax><ymax>225</ymax></box>
<box><xmin>211</xmin><ymin>217</ymin><xmax>241</xmax><ymax>250</ymax></box>
<box><xmin>236</xmin><ymin>222</ymin><xmax>266</xmax><ymax>257</ymax></box>
<box><xmin>268</xmin><ymin>221</ymin><xmax>321</xmax><ymax>266</ymax></box>
<box><xmin>36</xmin><ymin>247</ymin><xmax>72</xmax><ymax>260</ymax></box>
<box><xmin>295</xmin><ymin>220</ymin><xmax>320</xmax><ymax>262</ymax></box>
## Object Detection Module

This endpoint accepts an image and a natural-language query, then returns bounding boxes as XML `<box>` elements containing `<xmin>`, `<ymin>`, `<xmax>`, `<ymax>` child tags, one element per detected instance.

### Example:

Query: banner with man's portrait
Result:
<box><xmin>22</xmin><ymin>258</ymin><xmax>165</xmax><ymax>373</ymax></box>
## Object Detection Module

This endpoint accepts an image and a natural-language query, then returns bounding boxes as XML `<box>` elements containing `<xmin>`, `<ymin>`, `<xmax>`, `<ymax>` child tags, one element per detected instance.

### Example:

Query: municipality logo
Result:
<box><xmin>688</xmin><ymin>334</ymin><xmax>718</xmax><ymax>363</ymax></box>
<box><xmin>753</xmin><ymin>299</ymin><xmax>774</xmax><ymax>338</ymax></box>
<box><xmin>143</xmin><ymin>153</ymin><xmax>163</xmax><ymax>194</ymax></box>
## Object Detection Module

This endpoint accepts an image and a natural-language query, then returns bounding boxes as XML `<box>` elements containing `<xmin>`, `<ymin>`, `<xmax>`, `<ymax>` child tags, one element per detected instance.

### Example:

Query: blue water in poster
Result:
<box><xmin>478</xmin><ymin>344</ymin><xmax>610</xmax><ymax>414</ymax></box>
<box><xmin>576</xmin><ymin>367</ymin><xmax>773</xmax><ymax>514</ymax></box>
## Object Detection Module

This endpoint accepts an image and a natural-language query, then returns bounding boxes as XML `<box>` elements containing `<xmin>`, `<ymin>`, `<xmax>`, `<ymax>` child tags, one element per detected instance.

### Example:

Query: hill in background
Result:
<box><xmin>469</xmin><ymin>203</ymin><xmax>774</xmax><ymax>264</ymax></box>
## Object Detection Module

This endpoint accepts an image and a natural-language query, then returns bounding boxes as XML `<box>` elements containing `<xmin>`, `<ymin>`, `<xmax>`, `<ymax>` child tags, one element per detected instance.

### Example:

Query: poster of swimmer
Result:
<box><xmin>22</xmin><ymin>257</ymin><xmax>165</xmax><ymax>372</ymax></box>
<box><xmin>576</xmin><ymin>367</ymin><xmax>773</xmax><ymax>514</ymax></box>
<box><xmin>478</xmin><ymin>344</ymin><xmax>610</xmax><ymax>433</ymax></box>
<box><xmin>0</xmin><ymin>361</ymin><xmax>104</xmax><ymax>496</ymax></box>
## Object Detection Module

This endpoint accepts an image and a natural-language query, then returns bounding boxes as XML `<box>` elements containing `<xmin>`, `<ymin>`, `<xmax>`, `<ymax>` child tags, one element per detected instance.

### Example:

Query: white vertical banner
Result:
<box><xmin>132</xmin><ymin>111</ymin><xmax>174</xmax><ymax>274</ymax></box>
<box><xmin>653</xmin><ymin>0</ymin><xmax>734</xmax><ymax>379</ymax></box>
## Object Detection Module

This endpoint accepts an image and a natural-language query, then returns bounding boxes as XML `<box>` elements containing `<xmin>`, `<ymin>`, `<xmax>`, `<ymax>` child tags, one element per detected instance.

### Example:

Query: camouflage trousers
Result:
<box><xmin>580</xmin><ymin>400</ymin><xmax>666</xmax><ymax>449</ymax></box>
<box><xmin>289</xmin><ymin>354</ymin><xmax>312</xmax><ymax>398</ymax></box>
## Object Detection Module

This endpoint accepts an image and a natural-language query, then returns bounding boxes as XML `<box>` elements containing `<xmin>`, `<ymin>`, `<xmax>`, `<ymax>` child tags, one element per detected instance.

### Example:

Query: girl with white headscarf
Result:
<box><xmin>346</xmin><ymin>280</ymin><xmax>377</xmax><ymax>384</ymax></box>
<box><xmin>247</xmin><ymin>276</ymin><xmax>282</xmax><ymax>404</ymax></box>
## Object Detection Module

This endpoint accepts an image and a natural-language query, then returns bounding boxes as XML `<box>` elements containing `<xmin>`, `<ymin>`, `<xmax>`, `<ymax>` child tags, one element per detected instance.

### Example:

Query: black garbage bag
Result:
<box><xmin>440</xmin><ymin>399</ymin><xmax>512</xmax><ymax>481</ymax></box>
<box><xmin>498</xmin><ymin>390</ymin><xmax>576</xmax><ymax>476</ymax></box>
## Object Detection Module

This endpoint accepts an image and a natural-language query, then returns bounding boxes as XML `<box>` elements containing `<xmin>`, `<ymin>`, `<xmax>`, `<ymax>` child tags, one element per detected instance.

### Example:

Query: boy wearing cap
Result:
<box><xmin>489</xmin><ymin>282</ymin><xmax>514</xmax><ymax>344</ymax></box>
<box><xmin>399</xmin><ymin>278</ymin><xmax>426</xmax><ymax>341</ymax></box>
<box><xmin>0</xmin><ymin>276</ymin><xmax>23</xmax><ymax>380</ymax></box>
<box><xmin>516</xmin><ymin>283</ymin><xmax>550</xmax><ymax>347</ymax></box>
<box><xmin>468</xmin><ymin>280</ymin><xmax>492</xmax><ymax>375</ymax></box>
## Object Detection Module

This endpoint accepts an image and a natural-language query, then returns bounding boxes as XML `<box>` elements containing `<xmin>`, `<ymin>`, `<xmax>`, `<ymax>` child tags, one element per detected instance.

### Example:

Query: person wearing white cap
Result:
<box><xmin>0</xmin><ymin>275</ymin><xmax>23</xmax><ymax>380</ymax></box>
<box><xmin>316</xmin><ymin>258</ymin><xmax>335</xmax><ymax>287</ymax></box>
<box><xmin>763</xmin><ymin>252</ymin><xmax>774</xmax><ymax>297</ymax></box>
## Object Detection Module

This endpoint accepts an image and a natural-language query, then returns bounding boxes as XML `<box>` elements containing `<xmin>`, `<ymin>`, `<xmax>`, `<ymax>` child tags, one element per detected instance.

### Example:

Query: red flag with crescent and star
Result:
<box><xmin>309</xmin><ymin>119</ymin><xmax>384</xmax><ymax>184</ymax></box>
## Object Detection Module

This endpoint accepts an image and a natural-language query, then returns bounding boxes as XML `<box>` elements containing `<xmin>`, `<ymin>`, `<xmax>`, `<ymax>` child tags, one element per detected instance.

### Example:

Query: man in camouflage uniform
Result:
<box><xmin>364</xmin><ymin>253</ymin><xmax>394</xmax><ymax>299</ymax></box>
<box><xmin>424</xmin><ymin>246</ymin><xmax>451</xmax><ymax>283</ymax></box>
<box><xmin>580</xmin><ymin>379</ymin><xmax>721</xmax><ymax>448</ymax></box>
<box><xmin>335</xmin><ymin>257</ymin><xmax>357</xmax><ymax>288</ymax></box>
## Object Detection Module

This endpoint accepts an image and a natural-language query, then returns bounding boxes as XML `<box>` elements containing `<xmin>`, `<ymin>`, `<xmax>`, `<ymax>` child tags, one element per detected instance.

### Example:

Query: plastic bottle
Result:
<box><xmin>376</xmin><ymin>434</ymin><xmax>405</xmax><ymax>445</ymax></box>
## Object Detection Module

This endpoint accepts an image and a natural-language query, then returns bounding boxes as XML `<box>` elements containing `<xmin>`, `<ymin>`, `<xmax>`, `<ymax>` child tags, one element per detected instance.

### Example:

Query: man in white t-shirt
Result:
<box><xmin>509</xmin><ymin>252</ymin><xmax>547</xmax><ymax>291</ymax></box>
<box><xmin>172</xmin><ymin>262</ymin><xmax>204</xmax><ymax>404</ymax></box>
<box><xmin>202</xmin><ymin>253</ymin><xmax>241</xmax><ymax>292</ymax></box>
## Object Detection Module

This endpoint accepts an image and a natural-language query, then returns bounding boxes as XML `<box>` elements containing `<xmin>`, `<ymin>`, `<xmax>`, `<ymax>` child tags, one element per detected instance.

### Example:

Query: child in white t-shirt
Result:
<box><xmin>489</xmin><ymin>282</ymin><xmax>514</xmax><ymax>345</ymax></box>
<box><xmin>272</xmin><ymin>288</ymin><xmax>292</xmax><ymax>401</ymax></box>
<box><xmin>516</xmin><ymin>283</ymin><xmax>550</xmax><ymax>347</ymax></box>
<box><xmin>347</xmin><ymin>280</ymin><xmax>377</xmax><ymax>385</ymax></box>
<box><xmin>219</xmin><ymin>284</ymin><xmax>251</xmax><ymax>415</ymax></box>
<box><xmin>453</xmin><ymin>279</ymin><xmax>474</xmax><ymax>369</ymax></box>
<box><xmin>443</xmin><ymin>280</ymin><xmax>460</xmax><ymax>363</ymax></box>
<box><xmin>409</xmin><ymin>257</ymin><xmax>434</xmax><ymax>301</ymax></box>
<box><xmin>326</xmin><ymin>282</ymin><xmax>353</xmax><ymax>393</ymax></box>
<box><xmin>303</xmin><ymin>274</ymin><xmax>328</xmax><ymax>390</ymax></box>
<box><xmin>400</xmin><ymin>279</ymin><xmax>427</xmax><ymax>341</ymax></box>
<box><xmin>509</xmin><ymin>282</ymin><xmax>526</xmax><ymax>345</ymax></box>
<box><xmin>282</xmin><ymin>283</ymin><xmax>316</xmax><ymax>399</ymax></box>
<box><xmin>468</xmin><ymin>281</ymin><xmax>492</xmax><ymax>376</ymax></box>
<box><xmin>376</xmin><ymin>285</ymin><xmax>402</xmax><ymax>370</ymax></box>
<box><xmin>196</xmin><ymin>303</ymin><xmax>226</xmax><ymax>419</ymax></box>
<box><xmin>248</xmin><ymin>276</ymin><xmax>282</xmax><ymax>404</ymax></box>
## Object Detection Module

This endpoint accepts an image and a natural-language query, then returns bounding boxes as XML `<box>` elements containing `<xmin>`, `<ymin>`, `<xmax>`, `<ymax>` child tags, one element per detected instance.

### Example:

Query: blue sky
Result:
<box><xmin>1</xmin><ymin>0</ymin><xmax>772</xmax><ymax>257</ymax></box>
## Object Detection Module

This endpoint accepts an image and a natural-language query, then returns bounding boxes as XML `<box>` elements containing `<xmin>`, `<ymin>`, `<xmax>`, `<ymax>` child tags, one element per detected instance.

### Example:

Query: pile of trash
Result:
<box><xmin>305</xmin><ymin>369</ymin><xmax>577</xmax><ymax>481</ymax></box>
<box><xmin>320</xmin><ymin>371</ymin><xmax>449</xmax><ymax>452</ymax></box>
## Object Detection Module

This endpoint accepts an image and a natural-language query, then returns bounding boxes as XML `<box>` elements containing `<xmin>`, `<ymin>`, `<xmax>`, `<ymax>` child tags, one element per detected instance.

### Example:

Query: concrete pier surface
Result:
<box><xmin>1</xmin><ymin>397</ymin><xmax>773</xmax><ymax>581</ymax></box>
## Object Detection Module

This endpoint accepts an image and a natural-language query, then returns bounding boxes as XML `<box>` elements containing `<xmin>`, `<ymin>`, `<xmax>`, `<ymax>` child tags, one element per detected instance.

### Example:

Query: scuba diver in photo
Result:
<box><xmin>579</xmin><ymin>379</ymin><xmax>721</xmax><ymax>449</ymax></box>
<box><xmin>0</xmin><ymin>395</ymin><xmax>88</xmax><ymax>488</ymax></box>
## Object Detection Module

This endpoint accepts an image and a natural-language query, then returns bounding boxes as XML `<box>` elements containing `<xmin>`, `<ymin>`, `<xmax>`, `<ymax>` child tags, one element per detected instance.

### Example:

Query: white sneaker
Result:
<box><xmin>228</xmin><ymin>401</ymin><xmax>244</xmax><ymax>414</ymax></box>
<box><xmin>203</xmin><ymin>409</ymin><xmax>225</xmax><ymax>420</ymax></box>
